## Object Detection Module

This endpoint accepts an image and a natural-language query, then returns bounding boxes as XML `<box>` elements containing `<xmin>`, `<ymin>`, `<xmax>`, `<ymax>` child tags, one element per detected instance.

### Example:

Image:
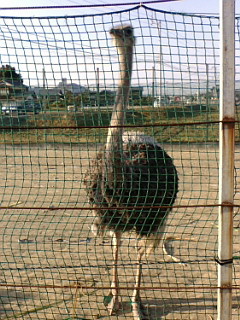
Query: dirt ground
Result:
<box><xmin>0</xmin><ymin>142</ymin><xmax>240</xmax><ymax>320</ymax></box>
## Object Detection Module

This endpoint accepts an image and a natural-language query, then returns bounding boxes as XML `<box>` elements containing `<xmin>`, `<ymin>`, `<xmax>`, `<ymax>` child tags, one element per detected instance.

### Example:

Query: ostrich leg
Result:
<box><xmin>104</xmin><ymin>231</ymin><xmax>121</xmax><ymax>314</ymax></box>
<box><xmin>132</xmin><ymin>251</ymin><xmax>148</xmax><ymax>320</ymax></box>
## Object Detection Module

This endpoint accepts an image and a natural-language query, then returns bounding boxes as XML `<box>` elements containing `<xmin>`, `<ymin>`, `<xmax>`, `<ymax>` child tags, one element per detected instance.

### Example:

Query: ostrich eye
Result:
<box><xmin>125</xmin><ymin>28</ymin><xmax>132</xmax><ymax>36</ymax></box>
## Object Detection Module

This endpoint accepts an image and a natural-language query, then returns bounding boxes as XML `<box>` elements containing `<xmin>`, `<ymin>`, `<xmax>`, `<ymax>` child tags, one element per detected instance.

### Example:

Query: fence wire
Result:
<box><xmin>0</xmin><ymin>5</ymin><xmax>239</xmax><ymax>320</ymax></box>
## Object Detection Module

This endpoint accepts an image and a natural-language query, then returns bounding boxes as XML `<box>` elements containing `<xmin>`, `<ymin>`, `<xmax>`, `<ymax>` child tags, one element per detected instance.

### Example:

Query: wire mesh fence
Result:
<box><xmin>0</xmin><ymin>4</ymin><xmax>239</xmax><ymax>320</ymax></box>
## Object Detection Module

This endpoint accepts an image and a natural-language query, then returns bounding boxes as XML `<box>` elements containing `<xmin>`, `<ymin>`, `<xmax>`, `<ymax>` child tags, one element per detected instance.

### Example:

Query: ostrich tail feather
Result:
<box><xmin>137</xmin><ymin>226</ymin><xmax>165</xmax><ymax>256</ymax></box>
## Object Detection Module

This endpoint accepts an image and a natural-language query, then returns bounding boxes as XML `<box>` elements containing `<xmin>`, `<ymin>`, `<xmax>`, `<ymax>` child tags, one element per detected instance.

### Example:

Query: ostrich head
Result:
<box><xmin>110</xmin><ymin>25</ymin><xmax>135</xmax><ymax>50</ymax></box>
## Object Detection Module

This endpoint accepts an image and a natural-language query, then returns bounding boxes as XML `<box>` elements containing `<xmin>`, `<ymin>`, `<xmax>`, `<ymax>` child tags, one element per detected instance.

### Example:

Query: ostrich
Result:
<box><xmin>84</xmin><ymin>25</ymin><xmax>178</xmax><ymax>319</ymax></box>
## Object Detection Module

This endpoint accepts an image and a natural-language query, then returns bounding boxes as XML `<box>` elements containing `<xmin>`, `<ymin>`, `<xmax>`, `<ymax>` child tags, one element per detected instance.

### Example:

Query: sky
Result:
<box><xmin>0</xmin><ymin>0</ymin><xmax>239</xmax><ymax>17</ymax></box>
<box><xmin>0</xmin><ymin>0</ymin><xmax>238</xmax><ymax>92</ymax></box>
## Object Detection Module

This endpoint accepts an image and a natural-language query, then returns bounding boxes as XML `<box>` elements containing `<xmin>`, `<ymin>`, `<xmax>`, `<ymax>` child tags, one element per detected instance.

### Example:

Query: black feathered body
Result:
<box><xmin>84</xmin><ymin>132</ymin><xmax>178</xmax><ymax>238</ymax></box>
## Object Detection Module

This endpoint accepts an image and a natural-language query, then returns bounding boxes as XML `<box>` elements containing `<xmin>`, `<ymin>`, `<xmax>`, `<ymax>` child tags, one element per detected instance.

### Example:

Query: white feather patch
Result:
<box><xmin>122</xmin><ymin>131</ymin><xmax>160</xmax><ymax>147</ymax></box>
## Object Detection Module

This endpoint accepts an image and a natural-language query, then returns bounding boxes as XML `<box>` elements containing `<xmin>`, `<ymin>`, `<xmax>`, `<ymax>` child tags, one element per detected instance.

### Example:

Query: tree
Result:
<box><xmin>0</xmin><ymin>65</ymin><xmax>23</xmax><ymax>83</ymax></box>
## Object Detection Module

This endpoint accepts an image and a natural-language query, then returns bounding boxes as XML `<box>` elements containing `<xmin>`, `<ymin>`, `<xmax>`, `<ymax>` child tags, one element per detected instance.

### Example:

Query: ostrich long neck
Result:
<box><xmin>104</xmin><ymin>42</ymin><xmax>133</xmax><ymax>187</ymax></box>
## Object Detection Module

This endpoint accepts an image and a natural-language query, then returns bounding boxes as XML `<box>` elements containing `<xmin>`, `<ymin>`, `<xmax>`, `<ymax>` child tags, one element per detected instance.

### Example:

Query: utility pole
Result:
<box><xmin>152</xmin><ymin>66</ymin><xmax>155</xmax><ymax>107</ymax></box>
<box><xmin>42</xmin><ymin>67</ymin><xmax>47</xmax><ymax>109</ymax></box>
<box><xmin>151</xmin><ymin>15</ymin><xmax>163</xmax><ymax>107</ymax></box>
<box><xmin>96</xmin><ymin>67</ymin><xmax>100</xmax><ymax>107</ymax></box>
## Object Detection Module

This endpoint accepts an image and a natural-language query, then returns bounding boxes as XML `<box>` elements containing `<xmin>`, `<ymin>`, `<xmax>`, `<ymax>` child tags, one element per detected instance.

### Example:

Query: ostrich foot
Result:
<box><xmin>104</xmin><ymin>291</ymin><xmax>121</xmax><ymax>315</ymax></box>
<box><xmin>131</xmin><ymin>298</ymin><xmax>148</xmax><ymax>320</ymax></box>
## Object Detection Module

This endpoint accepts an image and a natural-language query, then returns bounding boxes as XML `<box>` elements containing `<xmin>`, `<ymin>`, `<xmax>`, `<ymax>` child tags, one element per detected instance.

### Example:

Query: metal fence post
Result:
<box><xmin>218</xmin><ymin>0</ymin><xmax>235</xmax><ymax>319</ymax></box>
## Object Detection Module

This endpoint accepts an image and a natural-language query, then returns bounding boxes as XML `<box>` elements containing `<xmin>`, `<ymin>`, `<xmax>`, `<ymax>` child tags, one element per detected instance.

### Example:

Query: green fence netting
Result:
<box><xmin>0</xmin><ymin>4</ymin><xmax>239</xmax><ymax>320</ymax></box>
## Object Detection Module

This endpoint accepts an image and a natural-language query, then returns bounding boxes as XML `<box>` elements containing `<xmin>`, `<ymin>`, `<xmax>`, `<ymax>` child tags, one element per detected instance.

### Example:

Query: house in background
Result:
<box><xmin>33</xmin><ymin>78</ymin><xmax>87</xmax><ymax>102</ymax></box>
<box><xmin>0</xmin><ymin>77</ymin><xmax>42</xmax><ymax>115</ymax></box>
<box><xmin>0</xmin><ymin>79</ymin><xmax>28</xmax><ymax>99</ymax></box>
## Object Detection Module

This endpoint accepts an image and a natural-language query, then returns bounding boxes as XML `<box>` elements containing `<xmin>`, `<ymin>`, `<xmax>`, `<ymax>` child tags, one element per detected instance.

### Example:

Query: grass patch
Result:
<box><xmin>0</xmin><ymin>104</ymin><xmax>234</xmax><ymax>144</ymax></box>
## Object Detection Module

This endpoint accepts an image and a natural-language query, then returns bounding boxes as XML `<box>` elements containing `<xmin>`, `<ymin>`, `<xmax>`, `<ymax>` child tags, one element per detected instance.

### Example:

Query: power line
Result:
<box><xmin>64</xmin><ymin>0</ymin><xmax>111</xmax><ymax>14</ymax></box>
<box><xmin>0</xmin><ymin>0</ymin><xmax>181</xmax><ymax>11</ymax></box>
